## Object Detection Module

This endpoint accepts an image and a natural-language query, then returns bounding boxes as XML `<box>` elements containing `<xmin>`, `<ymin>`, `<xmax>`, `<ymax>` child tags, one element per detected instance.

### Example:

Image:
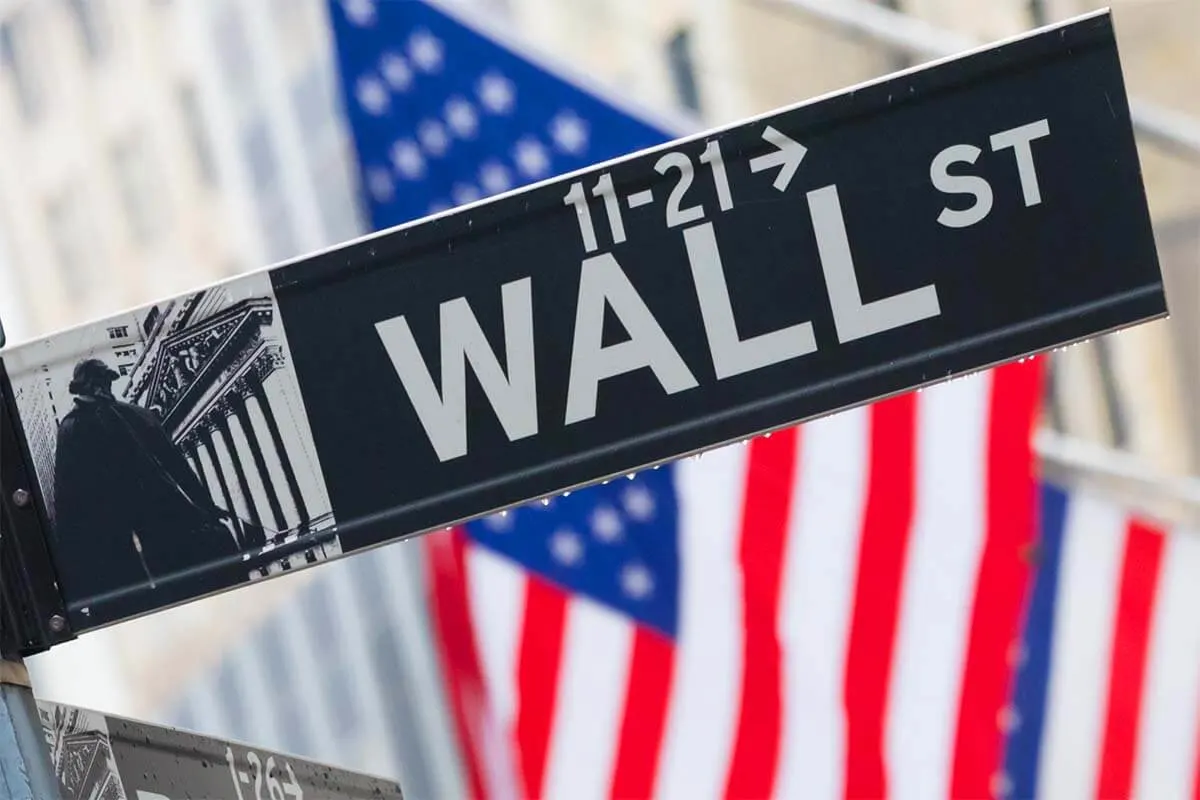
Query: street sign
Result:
<box><xmin>0</xmin><ymin>10</ymin><xmax>1166</xmax><ymax>644</ymax></box>
<box><xmin>36</xmin><ymin>700</ymin><xmax>404</xmax><ymax>799</ymax></box>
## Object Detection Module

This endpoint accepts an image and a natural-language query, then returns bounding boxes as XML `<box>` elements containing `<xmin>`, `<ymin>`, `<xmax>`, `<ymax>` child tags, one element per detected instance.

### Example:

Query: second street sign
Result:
<box><xmin>37</xmin><ymin>700</ymin><xmax>404</xmax><ymax>799</ymax></box>
<box><xmin>0</xmin><ymin>11</ymin><xmax>1166</xmax><ymax>639</ymax></box>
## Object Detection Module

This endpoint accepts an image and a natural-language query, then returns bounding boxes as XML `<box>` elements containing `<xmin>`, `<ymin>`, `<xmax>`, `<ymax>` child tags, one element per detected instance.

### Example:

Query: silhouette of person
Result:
<box><xmin>52</xmin><ymin>358</ymin><xmax>239</xmax><ymax>603</ymax></box>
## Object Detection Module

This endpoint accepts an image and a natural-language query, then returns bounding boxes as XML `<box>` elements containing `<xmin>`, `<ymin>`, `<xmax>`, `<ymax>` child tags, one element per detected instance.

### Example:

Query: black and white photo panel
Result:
<box><xmin>4</xmin><ymin>271</ymin><xmax>339</xmax><ymax>626</ymax></box>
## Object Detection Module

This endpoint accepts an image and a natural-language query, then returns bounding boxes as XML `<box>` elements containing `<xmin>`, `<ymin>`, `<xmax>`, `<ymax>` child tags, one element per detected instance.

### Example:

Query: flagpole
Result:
<box><xmin>1036</xmin><ymin>429</ymin><xmax>1200</xmax><ymax>525</ymax></box>
<box><xmin>752</xmin><ymin>0</ymin><xmax>1200</xmax><ymax>162</ymax></box>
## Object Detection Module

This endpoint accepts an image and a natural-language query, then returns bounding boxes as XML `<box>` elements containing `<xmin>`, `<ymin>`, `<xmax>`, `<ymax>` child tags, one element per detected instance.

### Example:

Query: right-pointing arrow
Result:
<box><xmin>749</xmin><ymin>126</ymin><xmax>807</xmax><ymax>191</ymax></box>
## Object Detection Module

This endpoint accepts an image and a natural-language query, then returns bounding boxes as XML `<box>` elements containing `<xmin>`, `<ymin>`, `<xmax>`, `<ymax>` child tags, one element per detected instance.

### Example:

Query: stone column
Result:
<box><xmin>243</xmin><ymin>387</ymin><xmax>300</xmax><ymax>532</ymax></box>
<box><xmin>190</xmin><ymin>437</ymin><xmax>217</xmax><ymax>504</ymax></box>
<box><xmin>260</xmin><ymin>365</ymin><xmax>331</xmax><ymax>526</ymax></box>
<box><xmin>231</xmin><ymin>388</ymin><xmax>288</xmax><ymax>534</ymax></box>
<box><xmin>248</xmin><ymin>376</ymin><xmax>310</xmax><ymax>529</ymax></box>
<box><xmin>197</xmin><ymin>431</ymin><xmax>241</xmax><ymax>548</ymax></box>
<box><xmin>206</xmin><ymin>425</ymin><xmax>250</xmax><ymax>544</ymax></box>
<box><xmin>226</xmin><ymin>397</ymin><xmax>275</xmax><ymax>546</ymax></box>
<box><xmin>213</xmin><ymin>405</ymin><xmax>263</xmax><ymax>535</ymax></box>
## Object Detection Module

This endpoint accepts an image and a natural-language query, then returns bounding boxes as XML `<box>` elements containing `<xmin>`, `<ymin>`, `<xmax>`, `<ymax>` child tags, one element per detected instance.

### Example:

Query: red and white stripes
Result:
<box><xmin>1035</xmin><ymin>495</ymin><xmax>1200</xmax><ymax>799</ymax></box>
<box><xmin>424</xmin><ymin>359</ymin><xmax>1051</xmax><ymax>799</ymax></box>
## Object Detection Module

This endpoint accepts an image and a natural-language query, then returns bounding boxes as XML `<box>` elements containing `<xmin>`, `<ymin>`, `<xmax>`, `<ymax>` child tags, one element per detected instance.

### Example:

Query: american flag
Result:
<box><xmin>328</xmin><ymin>0</ymin><xmax>671</xmax><ymax>232</ymax></box>
<box><xmin>1006</xmin><ymin>484</ymin><xmax>1200</xmax><ymax>799</ymax></box>
<box><xmin>421</xmin><ymin>366</ymin><xmax>1200</xmax><ymax>800</ymax></box>
<box><xmin>325</xmin><ymin>2</ymin><xmax>1200</xmax><ymax>797</ymax></box>
<box><xmin>422</xmin><ymin>364</ymin><xmax>1044</xmax><ymax>799</ymax></box>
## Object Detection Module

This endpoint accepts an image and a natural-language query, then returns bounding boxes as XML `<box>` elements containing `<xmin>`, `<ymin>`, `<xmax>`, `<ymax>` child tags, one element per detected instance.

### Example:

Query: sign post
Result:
<box><xmin>0</xmin><ymin>662</ymin><xmax>58</xmax><ymax>800</ymax></box>
<box><xmin>0</xmin><ymin>10</ymin><xmax>1167</xmax><ymax>649</ymax></box>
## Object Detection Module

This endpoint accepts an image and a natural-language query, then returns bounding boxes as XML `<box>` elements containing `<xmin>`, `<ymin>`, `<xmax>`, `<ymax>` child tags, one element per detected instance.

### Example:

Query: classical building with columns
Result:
<box><xmin>123</xmin><ymin>279</ymin><xmax>337</xmax><ymax>575</ymax></box>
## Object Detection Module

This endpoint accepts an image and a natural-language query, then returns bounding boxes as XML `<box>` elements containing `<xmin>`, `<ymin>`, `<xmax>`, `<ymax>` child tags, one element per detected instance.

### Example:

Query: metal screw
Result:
<box><xmin>48</xmin><ymin>615</ymin><xmax>66</xmax><ymax>634</ymax></box>
<box><xmin>11</xmin><ymin>488</ymin><xmax>30</xmax><ymax>508</ymax></box>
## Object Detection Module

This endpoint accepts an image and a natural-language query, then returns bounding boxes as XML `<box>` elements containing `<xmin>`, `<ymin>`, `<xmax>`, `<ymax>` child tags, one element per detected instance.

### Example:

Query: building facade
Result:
<box><xmin>0</xmin><ymin>0</ymin><xmax>363</xmax><ymax>343</ymax></box>
<box><xmin>120</xmin><ymin>284</ymin><xmax>338</xmax><ymax>566</ymax></box>
<box><xmin>0</xmin><ymin>0</ymin><xmax>361</xmax><ymax>726</ymax></box>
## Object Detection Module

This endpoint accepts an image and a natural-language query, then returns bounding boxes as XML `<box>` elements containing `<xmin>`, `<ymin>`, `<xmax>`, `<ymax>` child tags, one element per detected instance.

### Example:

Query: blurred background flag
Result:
<box><xmin>1004</xmin><ymin>484</ymin><xmax>1200</xmax><ymax>800</ymax></box>
<box><xmin>159</xmin><ymin>447</ymin><xmax>1200</xmax><ymax>799</ymax></box>
<box><xmin>421</xmin><ymin>371</ymin><xmax>1200</xmax><ymax>800</ymax></box>
<box><xmin>327</xmin><ymin>0</ymin><xmax>674</xmax><ymax>230</ymax></box>
<box><xmin>423</xmin><ymin>363</ymin><xmax>1047</xmax><ymax>799</ymax></box>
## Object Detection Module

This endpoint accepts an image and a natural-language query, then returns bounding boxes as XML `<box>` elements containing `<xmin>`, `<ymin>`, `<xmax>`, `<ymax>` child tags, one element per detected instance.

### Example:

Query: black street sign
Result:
<box><xmin>0</xmin><ymin>10</ymin><xmax>1165</xmax><ymax>645</ymax></box>
<box><xmin>37</xmin><ymin>700</ymin><xmax>404</xmax><ymax>799</ymax></box>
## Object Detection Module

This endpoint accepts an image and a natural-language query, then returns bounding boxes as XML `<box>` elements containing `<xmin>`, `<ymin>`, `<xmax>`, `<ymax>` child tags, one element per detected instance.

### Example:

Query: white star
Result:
<box><xmin>389</xmin><ymin>139</ymin><xmax>425</xmax><ymax>179</ymax></box>
<box><xmin>590</xmin><ymin>506</ymin><xmax>623</xmax><ymax>543</ymax></box>
<box><xmin>341</xmin><ymin>0</ymin><xmax>376</xmax><ymax>26</ymax></box>
<box><xmin>513</xmin><ymin>137</ymin><xmax>550</xmax><ymax>178</ymax></box>
<box><xmin>428</xmin><ymin>199</ymin><xmax>453</xmax><ymax>215</ymax></box>
<box><xmin>444</xmin><ymin>97</ymin><xmax>479</xmax><ymax>138</ymax></box>
<box><xmin>379</xmin><ymin>52</ymin><xmax>413</xmax><ymax>91</ymax></box>
<box><xmin>483</xmin><ymin>511</ymin><xmax>514</xmax><ymax>531</ymax></box>
<box><xmin>996</xmin><ymin>705</ymin><xmax>1021</xmax><ymax>733</ymax></box>
<box><xmin>550</xmin><ymin>529</ymin><xmax>584</xmax><ymax>566</ymax></box>
<box><xmin>479</xmin><ymin>161</ymin><xmax>512</xmax><ymax>195</ymax></box>
<box><xmin>364</xmin><ymin>166</ymin><xmax>394</xmax><ymax>202</ymax></box>
<box><xmin>477</xmin><ymin>71</ymin><xmax>516</xmax><ymax>114</ymax></box>
<box><xmin>549</xmin><ymin>111</ymin><xmax>589</xmax><ymax>155</ymax></box>
<box><xmin>418</xmin><ymin>119</ymin><xmax>450</xmax><ymax>156</ymax></box>
<box><xmin>408</xmin><ymin>29</ymin><xmax>444</xmax><ymax>73</ymax></box>
<box><xmin>354</xmin><ymin>74</ymin><xmax>389</xmax><ymax>116</ymax></box>
<box><xmin>621</xmin><ymin>563</ymin><xmax>654</xmax><ymax>599</ymax></box>
<box><xmin>452</xmin><ymin>183</ymin><xmax>482</xmax><ymax>206</ymax></box>
<box><xmin>621</xmin><ymin>484</ymin><xmax>656</xmax><ymax>522</ymax></box>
